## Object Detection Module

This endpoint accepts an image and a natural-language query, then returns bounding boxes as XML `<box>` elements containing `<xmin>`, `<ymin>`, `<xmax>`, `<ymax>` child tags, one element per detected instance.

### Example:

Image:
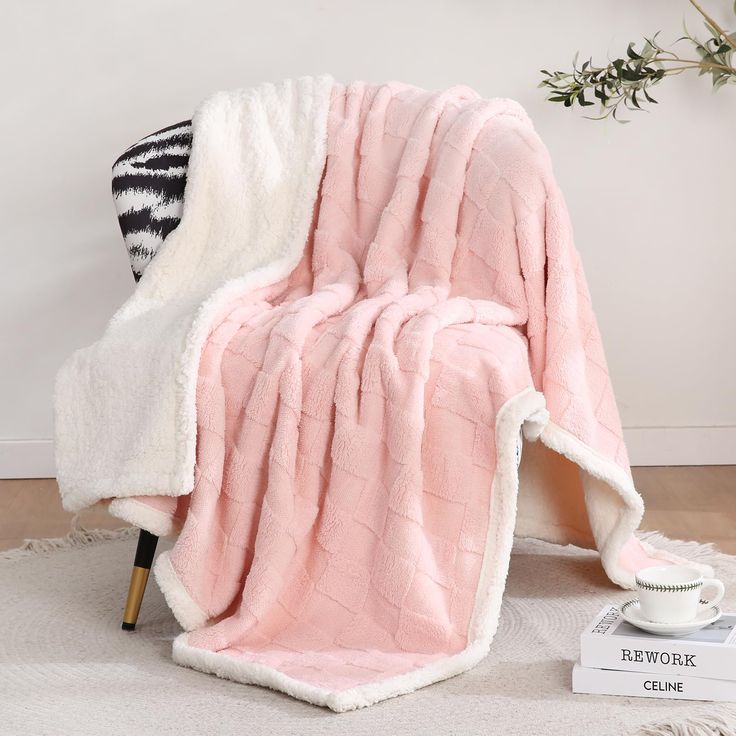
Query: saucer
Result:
<box><xmin>619</xmin><ymin>599</ymin><xmax>722</xmax><ymax>637</ymax></box>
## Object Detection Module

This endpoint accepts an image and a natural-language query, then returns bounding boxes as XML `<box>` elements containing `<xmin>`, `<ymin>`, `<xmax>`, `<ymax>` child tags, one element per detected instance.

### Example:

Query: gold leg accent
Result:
<box><xmin>122</xmin><ymin>565</ymin><xmax>151</xmax><ymax>631</ymax></box>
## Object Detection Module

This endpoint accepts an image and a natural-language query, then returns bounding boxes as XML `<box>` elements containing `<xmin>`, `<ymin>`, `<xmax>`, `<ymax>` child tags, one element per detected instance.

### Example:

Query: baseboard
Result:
<box><xmin>624</xmin><ymin>426</ymin><xmax>736</xmax><ymax>466</ymax></box>
<box><xmin>0</xmin><ymin>440</ymin><xmax>55</xmax><ymax>479</ymax></box>
<box><xmin>0</xmin><ymin>427</ymin><xmax>733</xmax><ymax>479</ymax></box>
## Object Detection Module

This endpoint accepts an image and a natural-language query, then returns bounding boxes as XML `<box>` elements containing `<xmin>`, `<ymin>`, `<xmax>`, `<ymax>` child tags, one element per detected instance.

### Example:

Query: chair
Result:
<box><xmin>114</xmin><ymin>120</ymin><xmax>192</xmax><ymax>630</ymax></box>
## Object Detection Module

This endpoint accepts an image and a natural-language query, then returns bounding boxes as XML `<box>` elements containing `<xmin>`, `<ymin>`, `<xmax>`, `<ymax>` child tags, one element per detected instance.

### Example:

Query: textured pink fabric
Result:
<box><xmin>127</xmin><ymin>82</ymin><xmax>658</xmax><ymax>702</ymax></box>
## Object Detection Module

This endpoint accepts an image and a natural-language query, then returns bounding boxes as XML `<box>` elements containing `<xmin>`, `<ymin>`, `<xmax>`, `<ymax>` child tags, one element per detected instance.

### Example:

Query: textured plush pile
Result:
<box><xmin>2</xmin><ymin>530</ymin><xmax>735</xmax><ymax>736</ymax></box>
<box><xmin>55</xmin><ymin>78</ymin><xmax>703</xmax><ymax>710</ymax></box>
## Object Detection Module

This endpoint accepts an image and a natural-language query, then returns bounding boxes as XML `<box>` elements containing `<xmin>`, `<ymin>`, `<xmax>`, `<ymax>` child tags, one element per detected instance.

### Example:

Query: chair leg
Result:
<box><xmin>122</xmin><ymin>529</ymin><xmax>159</xmax><ymax>631</ymax></box>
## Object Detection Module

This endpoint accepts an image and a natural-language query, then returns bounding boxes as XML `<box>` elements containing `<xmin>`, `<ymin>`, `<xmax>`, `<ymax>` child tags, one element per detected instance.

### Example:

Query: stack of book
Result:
<box><xmin>573</xmin><ymin>604</ymin><xmax>736</xmax><ymax>702</ymax></box>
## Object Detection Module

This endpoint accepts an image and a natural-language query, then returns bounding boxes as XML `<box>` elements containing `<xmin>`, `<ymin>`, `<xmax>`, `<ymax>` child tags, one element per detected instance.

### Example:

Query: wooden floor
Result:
<box><xmin>0</xmin><ymin>466</ymin><xmax>734</xmax><ymax>553</ymax></box>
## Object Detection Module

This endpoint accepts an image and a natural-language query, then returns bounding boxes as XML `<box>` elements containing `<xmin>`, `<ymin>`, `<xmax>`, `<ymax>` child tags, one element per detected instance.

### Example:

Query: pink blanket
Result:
<box><xmin>107</xmin><ymin>81</ymin><xmax>689</xmax><ymax>710</ymax></box>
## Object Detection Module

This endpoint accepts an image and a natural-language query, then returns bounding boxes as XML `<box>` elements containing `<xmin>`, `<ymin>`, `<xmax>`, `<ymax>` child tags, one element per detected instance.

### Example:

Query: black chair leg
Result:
<box><xmin>122</xmin><ymin>529</ymin><xmax>159</xmax><ymax>631</ymax></box>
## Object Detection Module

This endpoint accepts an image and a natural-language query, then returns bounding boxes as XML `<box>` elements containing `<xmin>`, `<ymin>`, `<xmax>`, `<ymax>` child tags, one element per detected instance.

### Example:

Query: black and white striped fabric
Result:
<box><xmin>112</xmin><ymin>120</ymin><xmax>192</xmax><ymax>281</ymax></box>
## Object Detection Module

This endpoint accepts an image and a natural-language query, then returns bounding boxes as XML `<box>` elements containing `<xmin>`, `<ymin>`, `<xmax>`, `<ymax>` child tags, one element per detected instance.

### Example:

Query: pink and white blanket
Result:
<box><xmin>55</xmin><ymin>77</ymin><xmax>700</xmax><ymax>711</ymax></box>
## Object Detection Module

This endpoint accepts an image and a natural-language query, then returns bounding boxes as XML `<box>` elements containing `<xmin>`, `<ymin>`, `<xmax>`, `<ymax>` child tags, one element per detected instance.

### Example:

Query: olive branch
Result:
<box><xmin>540</xmin><ymin>0</ymin><xmax>736</xmax><ymax>121</ymax></box>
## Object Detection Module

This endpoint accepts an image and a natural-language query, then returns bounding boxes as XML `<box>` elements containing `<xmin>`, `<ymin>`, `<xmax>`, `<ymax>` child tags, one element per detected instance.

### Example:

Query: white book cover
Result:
<box><xmin>580</xmin><ymin>605</ymin><xmax>736</xmax><ymax>681</ymax></box>
<box><xmin>572</xmin><ymin>662</ymin><xmax>736</xmax><ymax>702</ymax></box>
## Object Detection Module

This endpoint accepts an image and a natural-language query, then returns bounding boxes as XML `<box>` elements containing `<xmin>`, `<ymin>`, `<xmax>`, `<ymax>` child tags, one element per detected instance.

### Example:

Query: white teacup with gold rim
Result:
<box><xmin>635</xmin><ymin>565</ymin><xmax>725</xmax><ymax>624</ymax></box>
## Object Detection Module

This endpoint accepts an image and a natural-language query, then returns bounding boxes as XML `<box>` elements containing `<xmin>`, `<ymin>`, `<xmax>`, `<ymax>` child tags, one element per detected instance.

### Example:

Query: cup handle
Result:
<box><xmin>700</xmin><ymin>578</ymin><xmax>725</xmax><ymax>609</ymax></box>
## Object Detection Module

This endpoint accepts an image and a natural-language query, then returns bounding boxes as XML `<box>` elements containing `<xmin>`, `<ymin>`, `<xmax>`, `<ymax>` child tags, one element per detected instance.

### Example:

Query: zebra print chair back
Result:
<box><xmin>112</xmin><ymin>121</ymin><xmax>192</xmax><ymax>280</ymax></box>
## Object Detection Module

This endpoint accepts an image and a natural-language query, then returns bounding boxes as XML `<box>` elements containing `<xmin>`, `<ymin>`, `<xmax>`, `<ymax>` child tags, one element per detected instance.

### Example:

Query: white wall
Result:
<box><xmin>2</xmin><ymin>0</ymin><xmax>735</xmax><ymax>476</ymax></box>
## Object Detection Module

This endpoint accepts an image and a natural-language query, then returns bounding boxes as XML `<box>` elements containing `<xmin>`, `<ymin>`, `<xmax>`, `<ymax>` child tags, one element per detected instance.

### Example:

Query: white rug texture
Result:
<box><xmin>1</xmin><ymin>528</ymin><xmax>735</xmax><ymax>736</ymax></box>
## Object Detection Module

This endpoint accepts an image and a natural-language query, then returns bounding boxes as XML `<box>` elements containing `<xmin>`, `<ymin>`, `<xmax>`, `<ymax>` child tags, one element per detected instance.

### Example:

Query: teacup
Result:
<box><xmin>635</xmin><ymin>565</ymin><xmax>725</xmax><ymax>624</ymax></box>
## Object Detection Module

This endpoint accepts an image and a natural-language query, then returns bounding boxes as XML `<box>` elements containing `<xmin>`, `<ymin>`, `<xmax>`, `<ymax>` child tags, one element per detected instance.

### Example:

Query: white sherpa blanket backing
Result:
<box><xmin>55</xmin><ymin>76</ymin><xmax>334</xmax><ymax>511</ymax></box>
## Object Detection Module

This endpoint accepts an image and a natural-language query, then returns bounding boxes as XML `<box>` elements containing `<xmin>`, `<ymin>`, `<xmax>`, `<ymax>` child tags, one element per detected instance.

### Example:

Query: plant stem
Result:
<box><xmin>659</xmin><ymin>58</ymin><xmax>736</xmax><ymax>72</ymax></box>
<box><xmin>688</xmin><ymin>0</ymin><xmax>736</xmax><ymax>51</ymax></box>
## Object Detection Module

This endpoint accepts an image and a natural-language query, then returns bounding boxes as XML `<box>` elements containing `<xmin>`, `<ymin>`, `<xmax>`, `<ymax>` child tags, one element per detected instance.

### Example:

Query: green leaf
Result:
<box><xmin>642</xmin><ymin>88</ymin><xmax>658</xmax><ymax>104</ymax></box>
<box><xmin>612</xmin><ymin>107</ymin><xmax>631</xmax><ymax>124</ymax></box>
<box><xmin>713</xmin><ymin>74</ymin><xmax>729</xmax><ymax>89</ymax></box>
<box><xmin>576</xmin><ymin>91</ymin><xmax>595</xmax><ymax>107</ymax></box>
<box><xmin>626</xmin><ymin>42</ymin><xmax>643</xmax><ymax>60</ymax></box>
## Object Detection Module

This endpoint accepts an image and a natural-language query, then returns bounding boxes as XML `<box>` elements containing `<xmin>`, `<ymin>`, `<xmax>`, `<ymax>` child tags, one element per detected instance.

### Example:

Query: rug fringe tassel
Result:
<box><xmin>0</xmin><ymin>516</ymin><xmax>137</xmax><ymax>560</ymax></box>
<box><xmin>640</xmin><ymin>712</ymin><xmax>736</xmax><ymax>736</ymax></box>
<box><xmin>637</xmin><ymin>530</ymin><xmax>733</xmax><ymax>567</ymax></box>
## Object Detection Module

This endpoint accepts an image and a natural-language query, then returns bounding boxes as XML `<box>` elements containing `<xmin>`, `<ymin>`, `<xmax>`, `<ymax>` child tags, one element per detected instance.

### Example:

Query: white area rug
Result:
<box><xmin>2</xmin><ymin>529</ymin><xmax>735</xmax><ymax>736</ymax></box>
